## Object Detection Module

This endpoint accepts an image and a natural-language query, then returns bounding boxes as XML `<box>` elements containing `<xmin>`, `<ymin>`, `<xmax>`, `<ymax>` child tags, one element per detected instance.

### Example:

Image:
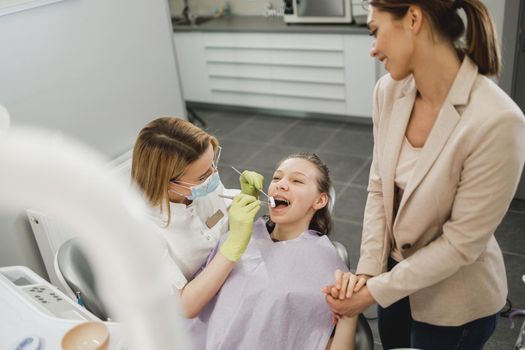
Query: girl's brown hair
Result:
<box><xmin>131</xmin><ymin>117</ymin><xmax>218</xmax><ymax>225</ymax></box>
<box><xmin>366</xmin><ymin>0</ymin><xmax>501</xmax><ymax>76</ymax></box>
<box><xmin>267</xmin><ymin>153</ymin><xmax>333</xmax><ymax>235</ymax></box>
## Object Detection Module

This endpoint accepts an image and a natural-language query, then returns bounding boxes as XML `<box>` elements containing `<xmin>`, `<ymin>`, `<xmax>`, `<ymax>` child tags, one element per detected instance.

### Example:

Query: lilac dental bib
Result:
<box><xmin>189</xmin><ymin>218</ymin><xmax>348</xmax><ymax>350</ymax></box>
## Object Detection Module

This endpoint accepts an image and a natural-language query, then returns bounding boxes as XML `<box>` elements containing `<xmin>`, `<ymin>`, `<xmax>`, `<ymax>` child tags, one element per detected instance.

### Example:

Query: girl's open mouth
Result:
<box><xmin>273</xmin><ymin>198</ymin><xmax>290</xmax><ymax>208</ymax></box>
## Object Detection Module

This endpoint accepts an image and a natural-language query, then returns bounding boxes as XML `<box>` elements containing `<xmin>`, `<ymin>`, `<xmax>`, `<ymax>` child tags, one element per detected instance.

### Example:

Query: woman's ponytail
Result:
<box><xmin>462</xmin><ymin>0</ymin><xmax>501</xmax><ymax>76</ymax></box>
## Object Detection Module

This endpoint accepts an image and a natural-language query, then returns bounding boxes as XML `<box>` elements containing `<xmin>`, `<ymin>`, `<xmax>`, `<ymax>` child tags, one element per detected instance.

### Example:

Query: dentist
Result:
<box><xmin>131</xmin><ymin>117</ymin><xmax>262</xmax><ymax>318</ymax></box>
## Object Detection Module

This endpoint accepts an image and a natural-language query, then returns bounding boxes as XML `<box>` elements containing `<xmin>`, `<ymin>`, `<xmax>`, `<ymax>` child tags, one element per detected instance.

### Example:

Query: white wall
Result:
<box><xmin>0</xmin><ymin>0</ymin><xmax>185</xmax><ymax>276</ymax></box>
<box><xmin>483</xmin><ymin>0</ymin><xmax>505</xmax><ymax>46</ymax></box>
<box><xmin>0</xmin><ymin>0</ymin><xmax>185</xmax><ymax>157</ymax></box>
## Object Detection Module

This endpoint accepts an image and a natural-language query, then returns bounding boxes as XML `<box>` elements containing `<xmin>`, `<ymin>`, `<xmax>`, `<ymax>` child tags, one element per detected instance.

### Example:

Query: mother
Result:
<box><xmin>324</xmin><ymin>1</ymin><xmax>525</xmax><ymax>349</ymax></box>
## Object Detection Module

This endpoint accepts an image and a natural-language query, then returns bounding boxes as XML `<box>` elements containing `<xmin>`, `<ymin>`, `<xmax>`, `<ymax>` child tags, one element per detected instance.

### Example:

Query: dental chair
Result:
<box><xmin>55</xmin><ymin>237</ymin><xmax>110</xmax><ymax>321</ymax></box>
<box><xmin>55</xmin><ymin>238</ymin><xmax>372</xmax><ymax>348</ymax></box>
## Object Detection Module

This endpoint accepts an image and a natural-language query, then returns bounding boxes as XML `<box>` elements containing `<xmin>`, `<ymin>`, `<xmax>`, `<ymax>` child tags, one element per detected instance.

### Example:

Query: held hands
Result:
<box><xmin>322</xmin><ymin>270</ymin><xmax>374</xmax><ymax>319</ymax></box>
<box><xmin>240</xmin><ymin>170</ymin><xmax>264</xmax><ymax>198</ymax></box>
<box><xmin>322</xmin><ymin>270</ymin><xmax>371</xmax><ymax>300</ymax></box>
<box><xmin>219</xmin><ymin>194</ymin><xmax>261</xmax><ymax>262</ymax></box>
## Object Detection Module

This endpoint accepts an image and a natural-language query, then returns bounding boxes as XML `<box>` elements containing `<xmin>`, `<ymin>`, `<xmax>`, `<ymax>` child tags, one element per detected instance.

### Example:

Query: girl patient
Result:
<box><xmin>191</xmin><ymin>153</ymin><xmax>357</xmax><ymax>350</ymax></box>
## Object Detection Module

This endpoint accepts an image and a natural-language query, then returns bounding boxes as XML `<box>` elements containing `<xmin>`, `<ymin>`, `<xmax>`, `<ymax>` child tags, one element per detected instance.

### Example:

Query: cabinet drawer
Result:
<box><xmin>211</xmin><ymin>91</ymin><xmax>347</xmax><ymax>115</ymax></box>
<box><xmin>205</xmin><ymin>47</ymin><xmax>344</xmax><ymax>68</ymax></box>
<box><xmin>208</xmin><ymin>63</ymin><xmax>345</xmax><ymax>84</ymax></box>
<box><xmin>210</xmin><ymin>77</ymin><xmax>345</xmax><ymax>100</ymax></box>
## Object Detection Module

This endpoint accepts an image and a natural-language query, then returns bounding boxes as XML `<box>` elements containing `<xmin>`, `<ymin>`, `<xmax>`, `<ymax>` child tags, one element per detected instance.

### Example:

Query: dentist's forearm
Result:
<box><xmin>180</xmin><ymin>253</ymin><xmax>235</xmax><ymax>318</ymax></box>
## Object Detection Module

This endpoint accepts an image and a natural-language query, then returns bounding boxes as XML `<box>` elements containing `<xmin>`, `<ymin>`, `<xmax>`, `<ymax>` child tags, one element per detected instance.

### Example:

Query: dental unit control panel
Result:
<box><xmin>0</xmin><ymin>266</ymin><xmax>123</xmax><ymax>349</ymax></box>
<box><xmin>0</xmin><ymin>266</ymin><xmax>97</xmax><ymax>321</ymax></box>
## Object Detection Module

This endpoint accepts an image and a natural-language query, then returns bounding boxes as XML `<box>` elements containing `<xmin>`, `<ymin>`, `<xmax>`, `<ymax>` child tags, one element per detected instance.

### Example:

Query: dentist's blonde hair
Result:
<box><xmin>131</xmin><ymin>117</ymin><xmax>218</xmax><ymax>226</ymax></box>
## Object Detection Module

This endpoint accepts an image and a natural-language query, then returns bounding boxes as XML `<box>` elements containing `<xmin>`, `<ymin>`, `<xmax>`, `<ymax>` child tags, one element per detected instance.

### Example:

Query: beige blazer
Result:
<box><xmin>356</xmin><ymin>56</ymin><xmax>525</xmax><ymax>326</ymax></box>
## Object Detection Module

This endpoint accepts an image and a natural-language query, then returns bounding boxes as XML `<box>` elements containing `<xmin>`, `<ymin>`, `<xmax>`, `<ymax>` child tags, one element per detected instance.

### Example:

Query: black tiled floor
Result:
<box><xmin>503</xmin><ymin>253</ymin><xmax>525</xmax><ymax>309</ymax></box>
<box><xmin>317</xmin><ymin>151</ymin><xmax>370</xmax><ymax>184</ymax></box>
<box><xmin>352</xmin><ymin>159</ymin><xmax>372</xmax><ymax>188</ymax></box>
<box><xmin>333</xmin><ymin>186</ymin><xmax>369</xmax><ymax>223</ymax></box>
<box><xmin>271</xmin><ymin>119</ymin><xmax>342</xmax><ymax>149</ymax></box>
<box><xmin>510</xmin><ymin>198</ymin><xmax>525</xmax><ymax>213</ymax></box>
<box><xmin>242</xmin><ymin>143</ymin><xmax>307</xmax><ymax>172</ymax></box>
<box><xmin>496</xmin><ymin>211</ymin><xmax>525</xmax><ymax>256</ymax></box>
<box><xmin>331</xmin><ymin>219</ymin><xmax>363</xmax><ymax>271</ymax></box>
<box><xmin>225</xmin><ymin>115</ymin><xmax>296</xmax><ymax>145</ymax></box>
<box><xmin>319</xmin><ymin>123</ymin><xmax>374</xmax><ymax>157</ymax></box>
<box><xmin>199</xmin><ymin>108</ymin><xmax>255</xmax><ymax>138</ymax></box>
<box><xmin>215</xmin><ymin>139</ymin><xmax>262</xmax><ymax>169</ymax></box>
<box><xmin>198</xmin><ymin>107</ymin><xmax>525</xmax><ymax>349</ymax></box>
<box><xmin>331</xmin><ymin>181</ymin><xmax>348</xmax><ymax>198</ymax></box>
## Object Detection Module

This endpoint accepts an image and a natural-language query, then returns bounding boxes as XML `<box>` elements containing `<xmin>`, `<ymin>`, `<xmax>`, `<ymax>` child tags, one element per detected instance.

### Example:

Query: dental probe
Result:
<box><xmin>231</xmin><ymin>166</ymin><xmax>276</xmax><ymax>208</ymax></box>
<box><xmin>218</xmin><ymin>194</ymin><xmax>275</xmax><ymax>207</ymax></box>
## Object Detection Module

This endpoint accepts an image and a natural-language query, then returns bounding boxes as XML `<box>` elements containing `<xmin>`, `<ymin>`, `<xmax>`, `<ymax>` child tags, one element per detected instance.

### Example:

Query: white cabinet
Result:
<box><xmin>174</xmin><ymin>32</ymin><xmax>376</xmax><ymax>118</ymax></box>
<box><xmin>343</xmin><ymin>35</ymin><xmax>377</xmax><ymax>118</ymax></box>
<box><xmin>173</xmin><ymin>33</ymin><xmax>212</xmax><ymax>102</ymax></box>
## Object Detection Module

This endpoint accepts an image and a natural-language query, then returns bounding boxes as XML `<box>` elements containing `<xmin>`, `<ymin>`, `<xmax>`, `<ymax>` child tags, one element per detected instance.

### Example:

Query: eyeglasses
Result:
<box><xmin>213</xmin><ymin>145</ymin><xmax>222</xmax><ymax>169</ymax></box>
<box><xmin>170</xmin><ymin>145</ymin><xmax>222</xmax><ymax>185</ymax></box>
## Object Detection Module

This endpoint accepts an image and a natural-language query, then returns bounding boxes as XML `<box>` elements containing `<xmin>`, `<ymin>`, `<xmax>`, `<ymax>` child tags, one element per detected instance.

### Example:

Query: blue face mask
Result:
<box><xmin>175</xmin><ymin>172</ymin><xmax>221</xmax><ymax>200</ymax></box>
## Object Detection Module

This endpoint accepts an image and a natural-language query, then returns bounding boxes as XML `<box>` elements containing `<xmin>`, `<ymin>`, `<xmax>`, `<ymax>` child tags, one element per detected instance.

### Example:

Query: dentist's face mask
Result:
<box><xmin>170</xmin><ymin>146</ymin><xmax>222</xmax><ymax>200</ymax></box>
<box><xmin>175</xmin><ymin>172</ymin><xmax>221</xmax><ymax>200</ymax></box>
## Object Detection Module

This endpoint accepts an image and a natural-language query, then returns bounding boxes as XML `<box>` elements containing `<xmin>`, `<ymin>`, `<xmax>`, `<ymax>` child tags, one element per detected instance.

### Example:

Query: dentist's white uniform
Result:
<box><xmin>149</xmin><ymin>182</ymin><xmax>238</xmax><ymax>291</ymax></box>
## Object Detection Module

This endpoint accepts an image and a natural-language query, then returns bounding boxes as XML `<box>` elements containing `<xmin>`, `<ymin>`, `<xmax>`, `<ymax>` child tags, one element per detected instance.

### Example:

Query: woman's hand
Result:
<box><xmin>322</xmin><ymin>271</ymin><xmax>372</xmax><ymax>323</ymax></box>
<box><xmin>322</xmin><ymin>270</ymin><xmax>372</xmax><ymax>300</ymax></box>
<box><xmin>354</xmin><ymin>274</ymin><xmax>372</xmax><ymax>293</ymax></box>
<box><xmin>325</xmin><ymin>285</ymin><xmax>376</xmax><ymax>318</ymax></box>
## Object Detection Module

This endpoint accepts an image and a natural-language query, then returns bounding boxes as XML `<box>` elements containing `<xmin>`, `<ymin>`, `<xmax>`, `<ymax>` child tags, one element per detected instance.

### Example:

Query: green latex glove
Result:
<box><xmin>220</xmin><ymin>194</ymin><xmax>261</xmax><ymax>262</ymax></box>
<box><xmin>240</xmin><ymin>170</ymin><xmax>264</xmax><ymax>198</ymax></box>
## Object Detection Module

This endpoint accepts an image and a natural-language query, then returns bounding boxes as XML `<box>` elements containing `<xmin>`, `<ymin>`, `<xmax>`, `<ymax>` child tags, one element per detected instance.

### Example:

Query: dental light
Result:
<box><xmin>0</xmin><ymin>122</ymin><xmax>189</xmax><ymax>349</ymax></box>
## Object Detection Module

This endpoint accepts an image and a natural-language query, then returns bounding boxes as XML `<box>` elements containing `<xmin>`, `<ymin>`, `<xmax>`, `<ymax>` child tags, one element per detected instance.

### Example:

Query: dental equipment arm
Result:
<box><xmin>0</xmin><ymin>127</ymin><xmax>189</xmax><ymax>350</ymax></box>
